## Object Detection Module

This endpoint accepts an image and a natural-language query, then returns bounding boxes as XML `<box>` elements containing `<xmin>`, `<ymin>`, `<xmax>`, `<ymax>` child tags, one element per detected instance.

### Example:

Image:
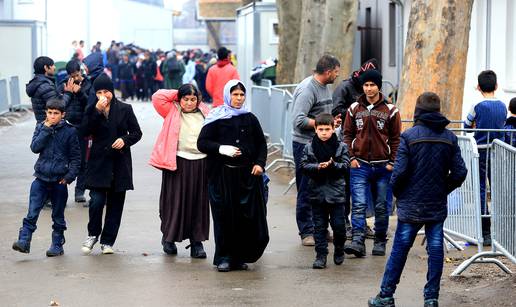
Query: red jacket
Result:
<box><xmin>206</xmin><ymin>61</ymin><xmax>240</xmax><ymax>107</ymax></box>
<box><xmin>343</xmin><ymin>94</ymin><xmax>401</xmax><ymax>164</ymax></box>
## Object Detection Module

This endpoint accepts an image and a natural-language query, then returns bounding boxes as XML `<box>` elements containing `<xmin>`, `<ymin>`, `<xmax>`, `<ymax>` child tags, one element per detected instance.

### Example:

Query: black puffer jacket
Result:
<box><xmin>300</xmin><ymin>141</ymin><xmax>350</xmax><ymax>204</ymax></box>
<box><xmin>26</xmin><ymin>74</ymin><xmax>72</xmax><ymax>122</ymax></box>
<box><xmin>57</xmin><ymin>76</ymin><xmax>91</xmax><ymax>127</ymax></box>
<box><xmin>391</xmin><ymin>111</ymin><xmax>468</xmax><ymax>223</ymax></box>
<box><xmin>31</xmin><ymin>120</ymin><xmax>81</xmax><ymax>183</ymax></box>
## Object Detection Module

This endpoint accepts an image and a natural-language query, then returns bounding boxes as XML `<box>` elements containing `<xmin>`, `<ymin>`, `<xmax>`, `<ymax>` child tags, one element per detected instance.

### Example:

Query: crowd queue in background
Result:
<box><xmin>9</xmin><ymin>41</ymin><xmax>516</xmax><ymax>306</ymax></box>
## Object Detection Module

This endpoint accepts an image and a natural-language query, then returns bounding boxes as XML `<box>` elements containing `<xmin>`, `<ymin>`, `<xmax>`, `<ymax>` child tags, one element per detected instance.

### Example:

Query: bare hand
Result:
<box><xmin>386</xmin><ymin>164</ymin><xmax>394</xmax><ymax>172</ymax></box>
<box><xmin>234</xmin><ymin>148</ymin><xmax>242</xmax><ymax>157</ymax></box>
<box><xmin>96</xmin><ymin>96</ymin><xmax>108</xmax><ymax>112</ymax></box>
<box><xmin>59</xmin><ymin>179</ymin><xmax>67</xmax><ymax>185</ymax></box>
<box><xmin>350</xmin><ymin>159</ymin><xmax>360</xmax><ymax>168</ymax></box>
<box><xmin>63</xmin><ymin>78</ymin><xmax>74</xmax><ymax>92</ymax></box>
<box><xmin>251</xmin><ymin>164</ymin><xmax>263</xmax><ymax>176</ymax></box>
<box><xmin>43</xmin><ymin>120</ymin><xmax>52</xmax><ymax>127</ymax></box>
<box><xmin>112</xmin><ymin>138</ymin><xmax>125</xmax><ymax>149</ymax></box>
<box><xmin>318</xmin><ymin>158</ymin><xmax>333</xmax><ymax>169</ymax></box>
<box><xmin>334</xmin><ymin>114</ymin><xmax>342</xmax><ymax>128</ymax></box>
<box><xmin>71</xmin><ymin>83</ymin><xmax>81</xmax><ymax>93</ymax></box>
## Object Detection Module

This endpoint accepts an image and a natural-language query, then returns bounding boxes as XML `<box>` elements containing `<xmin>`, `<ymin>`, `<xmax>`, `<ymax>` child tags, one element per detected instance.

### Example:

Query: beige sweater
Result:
<box><xmin>177</xmin><ymin>111</ymin><xmax>207</xmax><ymax>160</ymax></box>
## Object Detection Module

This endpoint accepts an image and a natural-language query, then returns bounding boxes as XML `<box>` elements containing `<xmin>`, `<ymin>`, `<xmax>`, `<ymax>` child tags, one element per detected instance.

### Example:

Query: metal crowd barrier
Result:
<box><xmin>490</xmin><ymin>140</ymin><xmax>516</xmax><ymax>264</ymax></box>
<box><xmin>448</xmin><ymin>136</ymin><xmax>513</xmax><ymax>276</ymax></box>
<box><xmin>0</xmin><ymin>79</ymin><xmax>9</xmax><ymax>115</ymax></box>
<box><xmin>9</xmin><ymin>76</ymin><xmax>22</xmax><ymax>111</ymax></box>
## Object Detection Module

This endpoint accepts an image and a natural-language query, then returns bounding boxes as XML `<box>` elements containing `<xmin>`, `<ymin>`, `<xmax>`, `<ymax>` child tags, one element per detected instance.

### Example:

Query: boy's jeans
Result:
<box><xmin>350</xmin><ymin>163</ymin><xmax>391</xmax><ymax>238</ymax></box>
<box><xmin>380</xmin><ymin>221</ymin><xmax>444</xmax><ymax>300</ymax></box>
<box><xmin>293</xmin><ymin>141</ymin><xmax>314</xmax><ymax>238</ymax></box>
<box><xmin>23</xmin><ymin>178</ymin><xmax>68</xmax><ymax>233</ymax></box>
<box><xmin>478</xmin><ymin>149</ymin><xmax>490</xmax><ymax>215</ymax></box>
<box><xmin>312</xmin><ymin>202</ymin><xmax>346</xmax><ymax>256</ymax></box>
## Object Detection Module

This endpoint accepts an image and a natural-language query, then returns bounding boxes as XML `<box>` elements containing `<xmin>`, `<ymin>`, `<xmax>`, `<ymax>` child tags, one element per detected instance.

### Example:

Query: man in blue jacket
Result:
<box><xmin>12</xmin><ymin>98</ymin><xmax>81</xmax><ymax>257</ymax></box>
<box><xmin>368</xmin><ymin>92</ymin><xmax>467</xmax><ymax>307</ymax></box>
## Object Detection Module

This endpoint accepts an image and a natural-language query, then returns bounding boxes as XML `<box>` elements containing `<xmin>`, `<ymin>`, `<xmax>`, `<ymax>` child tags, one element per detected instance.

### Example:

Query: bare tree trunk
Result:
<box><xmin>397</xmin><ymin>0</ymin><xmax>474</xmax><ymax>121</ymax></box>
<box><xmin>276</xmin><ymin>0</ymin><xmax>302</xmax><ymax>85</ymax></box>
<box><xmin>294</xmin><ymin>0</ymin><xmax>326</xmax><ymax>83</ymax></box>
<box><xmin>207</xmin><ymin>21</ymin><xmax>222</xmax><ymax>50</ymax></box>
<box><xmin>320</xmin><ymin>0</ymin><xmax>358</xmax><ymax>84</ymax></box>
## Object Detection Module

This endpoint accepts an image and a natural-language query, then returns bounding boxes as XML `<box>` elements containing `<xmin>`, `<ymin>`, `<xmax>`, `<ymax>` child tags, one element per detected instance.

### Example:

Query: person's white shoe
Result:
<box><xmin>101</xmin><ymin>244</ymin><xmax>114</xmax><ymax>254</ymax></box>
<box><xmin>81</xmin><ymin>236</ymin><xmax>98</xmax><ymax>254</ymax></box>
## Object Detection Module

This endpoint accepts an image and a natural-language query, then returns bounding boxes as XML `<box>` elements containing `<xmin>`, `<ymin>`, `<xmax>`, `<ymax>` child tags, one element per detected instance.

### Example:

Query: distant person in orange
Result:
<box><xmin>205</xmin><ymin>47</ymin><xmax>240</xmax><ymax>107</ymax></box>
<box><xmin>76</xmin><ymin>40</ymin><xmax>85</xmax><ymax>61</ymax></box>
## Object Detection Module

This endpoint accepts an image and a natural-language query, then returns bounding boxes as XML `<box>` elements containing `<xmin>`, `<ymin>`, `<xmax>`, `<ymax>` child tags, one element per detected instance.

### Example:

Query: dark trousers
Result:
<box><xmin>120</xmin><ymin>80</ymin><xmax>134</xmax><ymax>100</ymax></box>
<box><xmin>74</xmin><ymin>136</ymin><xmax>88</xmax><ymax>196</ymax></box>
<box><xmin>88</xmin><ymin>188</ymin><xmax>126</xmax><ymax>246</ymax></box>
<box><xmin>312</xmin><ymin>202</ymin><xmax>346</xmax><ymax>256</ymax></box>
<box><xmin>350</xmin><ymin>163</ymin><xmax>391</xmax><ymax>239</ymax></box>
<box><xmin>478</xmin><ymin>149</ymin><xmax>490</xmax><ymax>215</ymax></box>
<box><xmin>380</xmin><ymin>221</ymin><xmax>444</xmax><ymax>300</ymax></box>
<box><xmin>23</xmin><ymin>178</ymin><xmax>68</xmax><ymax>233</ymax></box>
<box><xmin>293</xmin><ymin>141</ymin><xmax>313</xmax><ymax>237</ymax></box>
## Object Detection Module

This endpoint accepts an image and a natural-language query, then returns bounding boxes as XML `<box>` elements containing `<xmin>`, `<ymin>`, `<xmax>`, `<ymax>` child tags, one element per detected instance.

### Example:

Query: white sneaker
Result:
<box><xmin>101</xmin><ymin>244</ymin><xmax>114</xmax><ymax>254</ymax></box>
<box><xmin>81</xmin><ymin>236</ymin><xmax>98</xmax><ymax>254</ymax></box>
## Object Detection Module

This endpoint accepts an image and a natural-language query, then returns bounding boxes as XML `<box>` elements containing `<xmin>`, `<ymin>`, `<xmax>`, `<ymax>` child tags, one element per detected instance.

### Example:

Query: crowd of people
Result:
<box><xmin>9</xmin><ymin>42</ymin><xmax>516</xmax><ymax>306</ymax></box>
<box><xmin>68</xmin><ymin>40</ymin><xmax>239</xmax><ymax>104</ymax></box>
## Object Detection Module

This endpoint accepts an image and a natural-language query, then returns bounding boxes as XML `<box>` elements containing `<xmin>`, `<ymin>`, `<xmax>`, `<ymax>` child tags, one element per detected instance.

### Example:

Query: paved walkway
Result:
<box><xmin>0</xmin><ymin>103</ymin><xmax>463</xmax><ymax>306</ymax></box>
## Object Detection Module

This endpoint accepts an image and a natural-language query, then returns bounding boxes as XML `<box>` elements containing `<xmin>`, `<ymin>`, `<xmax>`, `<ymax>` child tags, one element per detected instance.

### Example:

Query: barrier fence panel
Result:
<box><xmin>9</xmin><ymin>76</ymin><xmax>21</xmax><ymax>110</ymax></box>
<box><xmin>269</xmin><ymin>88</ymin><xmax>285</xmax><ymax>145</ymax></box>
<box><xmin>250</xmin><ymin>86</ymin><xmax>271</xmax><ymax>137</ymax></box>
<box><xmin>0</xmin><ymin>79</ymin><xmax>9</xmax><ymax>115</ymax></box>
<box><xmin>450</xmin><ymin>136</ymin><xmax>512</xmax><ymax>276</ymax></box>
<box><xmin>490</xmin><ymin>140</ymin><xmax>516</xmax><ymax>264</ymax></box>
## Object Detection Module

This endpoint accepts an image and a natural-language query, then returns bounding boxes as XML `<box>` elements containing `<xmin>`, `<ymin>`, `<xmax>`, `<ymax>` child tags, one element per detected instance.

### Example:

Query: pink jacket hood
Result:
<box><xmin>149</xmin><ymin>89</ymin><xmax>210</xmax><ymax>171</ymax></box>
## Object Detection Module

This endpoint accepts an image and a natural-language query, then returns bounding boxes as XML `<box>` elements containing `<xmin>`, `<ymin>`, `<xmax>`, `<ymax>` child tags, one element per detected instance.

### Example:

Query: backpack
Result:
<box><xmin>167</xmin><ymin>58</ymin><xmax>181</xmax><ymax>78</ymax></box>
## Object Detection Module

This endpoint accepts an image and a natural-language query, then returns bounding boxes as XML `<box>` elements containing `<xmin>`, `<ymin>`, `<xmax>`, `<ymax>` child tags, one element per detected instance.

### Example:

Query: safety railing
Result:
<box><xmin>490</xmin><ymin>140</ymin><xmax>516</xmax><ymax>265</ymax></box>
<box><xmin>0</xmin><ymin>79</ymin><xmax>9</xmax><ymax>116</ymax></box>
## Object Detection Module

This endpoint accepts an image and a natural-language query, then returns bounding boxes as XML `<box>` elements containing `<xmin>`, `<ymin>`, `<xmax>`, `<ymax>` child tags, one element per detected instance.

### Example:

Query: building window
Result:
<box><xmin>388</xmin><ymin>2</ymin><xmax>396</xmax><ymax>67</ymax></box>
<box><xmin>270</xmin><ymin>19</ymin><xmax>279</xmax><ymax>44</ymax></box>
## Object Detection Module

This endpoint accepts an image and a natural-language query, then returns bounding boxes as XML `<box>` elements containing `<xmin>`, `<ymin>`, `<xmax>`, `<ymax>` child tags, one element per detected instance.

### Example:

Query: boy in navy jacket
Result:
<box><xmin>368</xmin><ymin>92</ymin><xmax>467</xmax><ymax>307</ymax></box>
<box><xmin>12</xmin><ymin>98</ymin><xmax>81</xmax><ymax>257</ymax></box>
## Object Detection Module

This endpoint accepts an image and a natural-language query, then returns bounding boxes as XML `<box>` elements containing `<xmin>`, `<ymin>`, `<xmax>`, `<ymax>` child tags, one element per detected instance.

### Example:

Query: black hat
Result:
<box><xmin>359</xmin><ymin>69</ymin><xmax>382</xmax><ymax>89</ymax></box>
<box><xmin>93</xmin><ymin>73</ymin><xmax>114</xmax><ymax>94</ymax></box>
<box><xmin>415</xmin><ymin>92</ymin><xmax>441</xmax><ymax>113</ymax></box>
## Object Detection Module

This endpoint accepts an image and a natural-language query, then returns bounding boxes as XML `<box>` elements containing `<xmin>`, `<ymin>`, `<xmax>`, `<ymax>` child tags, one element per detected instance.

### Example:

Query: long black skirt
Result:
<box><xmin>160</xmin><ymin>157</ymin><xmax>209</xmax><ymax>242</ymax></box>
<box><xmin>209</xmin><ymin>164</ymin><xmax>269</xmax><ymax>266</ymax></box>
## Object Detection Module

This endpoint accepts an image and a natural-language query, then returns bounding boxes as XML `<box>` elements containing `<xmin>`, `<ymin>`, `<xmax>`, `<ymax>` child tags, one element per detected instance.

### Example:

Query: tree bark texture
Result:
<box><xmin>276</xmin><ymin>0</ymin><xmax>302</xmax><ymax>84</ymax></box>
<box><xmin>277</xmin><ymin>0</ymin><xmax>358</xmax><ymax>84</ymax></box>
<box><xmin>320</xmin><ymin>0</ymin><xmax>358</xmax><ymax>84</ymax></box>
<box><xmin>397</xmin><ymin>0</ymin><xmax>474</xmax><ymax>121</ymax></box>
<box><xmin>294</xmin><ymin>0</ymin><xmax>327</xmax><ymax>83</ymax></box>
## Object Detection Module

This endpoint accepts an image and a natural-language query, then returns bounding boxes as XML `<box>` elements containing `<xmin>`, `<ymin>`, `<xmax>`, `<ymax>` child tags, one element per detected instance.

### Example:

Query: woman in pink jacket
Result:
<box><xmin>150</xmin><ymin>84</ymin><xmax>211</xmax><ymax>258</ymax></box>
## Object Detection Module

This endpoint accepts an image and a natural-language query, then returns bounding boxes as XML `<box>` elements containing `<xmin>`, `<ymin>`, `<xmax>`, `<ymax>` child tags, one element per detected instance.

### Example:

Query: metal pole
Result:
<box><xmin>486</xmin><ymin>0</ymin><xmax>491</xmax><ymax>69</ymax></box>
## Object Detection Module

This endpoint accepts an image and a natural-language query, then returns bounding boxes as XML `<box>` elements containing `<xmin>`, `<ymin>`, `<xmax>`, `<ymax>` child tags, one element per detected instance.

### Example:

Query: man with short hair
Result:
<box><xmin>26</xmin><ymin>56</ymin><xmax>74</xmax><ymax>123</ymax></box>
<box><xmin>292</xmin><ymin>54</ymin><xmax>341</xmax><ymax>246</ymax></box>
<box><xmin>205</xmin><ymin>47</ymin><xmax>240</xmax><ymax>107</ymax></box>
<box><xmin>343</xmin><ymin>69</ymin><xmax>401</xmax><ymax>258</ymax></box>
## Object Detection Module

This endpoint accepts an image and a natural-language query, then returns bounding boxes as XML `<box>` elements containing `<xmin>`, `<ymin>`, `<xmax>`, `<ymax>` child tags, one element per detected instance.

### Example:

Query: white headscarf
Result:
<box><xmin>203</xmin><ymin>80</ymin><xmax>249</xmax><ymax>126</ymax></box>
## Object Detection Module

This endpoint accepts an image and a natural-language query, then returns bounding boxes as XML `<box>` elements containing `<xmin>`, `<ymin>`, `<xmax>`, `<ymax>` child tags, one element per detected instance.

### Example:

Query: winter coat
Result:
<box><xmin>119</xmin><ymin>62</ymin><xmax>135</xmax><ymax>80</ymax></box>
<box><xmin>205</xmin><ymin>62</ymin><xmax>240</xmax><ymax>107</ymax></box>
<box><xmin>504</xmin><ymin>116</ymin><xmax>516</xmax><ymax>146</ymax></box>
<box><xmin>31</xmin><ymin>120</ymin><xmax>81</xmax><ymax>183</ymax></box>
<box><xmin>343</xmin><ymin>94</ymin><xmax>401</xmax><ymax>164</ymax></box>
<box><xmin>391</xmin><ymin>112</ymin><xmax>468</xmax><ymax>223</ymax></box>
<box><xmin>83</xmin><ymin>52</ymin><xmax>105</xmax><ymax>107</ymax></box>
<box><xmin>57</xmin><ymin>76</ymin><xmax>91</xmax><ymax>128</ymax></box>
<box><xmin>332</xmin><ymin>75</ymin><xmax>362</xmax><ymax>118</ymax></box>
<box><xmin>197</xmin><ymin>113</ymin><xmax>267</xmax><ymax>181</ymax></box>
<box><xmin>300</xmin><ymin>141</ymin><xmax>350</xmax><ymax>204</ymax></box>
<box><xmin>26</xmin><ymin>74</ymin><xmax>72</xmax><ymax>123</ymax></box>
<box><xmin>82</xmin><ymin>99</ymin><xmax>143</xmax><ymax>191</ymax></box>
<box><xmin>149</xmin><ymin>89</ymin><xmax>210</xmax><ymax>171</ymax></box>
<box><xmin>182</xmin><ymin>61</ymin><xmax>196</xmax><ymax>85</ymax></box>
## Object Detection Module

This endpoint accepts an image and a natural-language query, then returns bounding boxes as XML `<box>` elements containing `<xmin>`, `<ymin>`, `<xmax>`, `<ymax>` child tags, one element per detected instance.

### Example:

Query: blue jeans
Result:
<box><xmin>293</xmin><ymin>141</ymin><xmax>313</xmax><ymax>237</ymax></box>
<box><xmin>380</xmin><ymin>221</ymin><xmax>444</xmax><ymax>300</ymax></box>
<box><xmin>478</xmin><ymin>149</ymin><xmax>490</xmax><ymax>215</ymax></box>
<box><xmin>350</xmin><ymin>163</ymin><xmax>391</xmax><ymax>238</ymax></box>
<box><xmin>23</xmin><ymin>178</ymin><xmax>68</xmax><ymax>233</ymax></box>
<box><xmin>312</xmin><ymin>202</ymin><xmax>346</xmax><ymax>256</ymax></box>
